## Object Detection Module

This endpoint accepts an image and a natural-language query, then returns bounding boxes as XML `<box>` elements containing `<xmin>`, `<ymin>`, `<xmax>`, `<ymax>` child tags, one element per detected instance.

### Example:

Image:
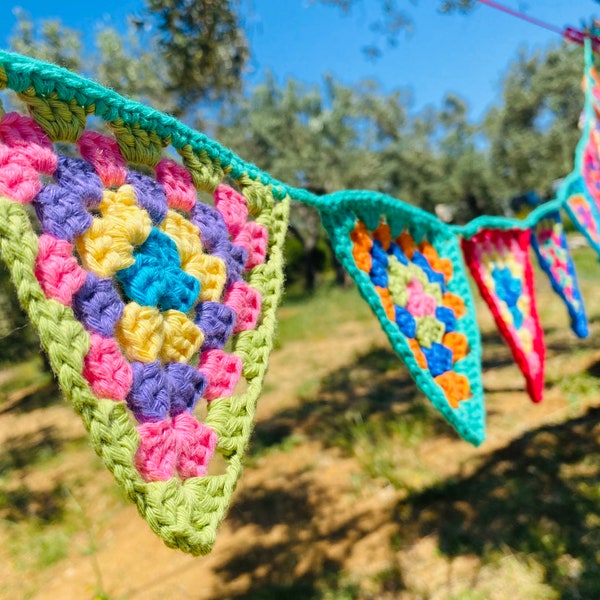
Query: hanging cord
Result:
<box><xmin>475</xmin><ymin>0</ymin><xmax>600</xmax><ymax>51</ymax></box>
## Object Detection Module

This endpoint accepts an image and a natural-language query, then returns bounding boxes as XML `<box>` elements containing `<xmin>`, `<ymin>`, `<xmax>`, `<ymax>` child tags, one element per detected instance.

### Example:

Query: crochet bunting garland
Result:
<box><xmin>0</xmin><ymin>39</ymin><xmax>599</xmax><ymax>554</ymax></box>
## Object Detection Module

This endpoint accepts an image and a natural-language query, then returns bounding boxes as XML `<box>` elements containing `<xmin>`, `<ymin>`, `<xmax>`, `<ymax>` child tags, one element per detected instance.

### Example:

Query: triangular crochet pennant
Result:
<box><xmin>582</xmin><ymin>126</ymin><xmax>600</xmax><ymax>209</ymax></box>
<box><xmin>317</xmin><ymin>191</ymin><xmax>485</xmax><ymax>446</ymax></box>
<box><xmin>0</xmin><ymin>55</ymin><xmax>289</xmax><ymax>555</ymax></box>
<box><xmin>562</xmin><ymin>176</ymin><xmax>600</xmax><ymax>257</ymax></box>
<box><xmin>461</xmin><ymin>228</ymin><xmax>545</xmax><ymax>403</ymax></box>
<box><xmin>582</xmin><ymin>64</ymin><xmax>600</xmax><ymax>209</ymax></box>
<box><xmin>531</xmin><ymin>210</ymin><xmax>588</xmax><ymax>338</ymax></box>
<box><xmin>563</xmin><ymin>54</ymin><xmax>600</xmax><ymax>258</ymax></box>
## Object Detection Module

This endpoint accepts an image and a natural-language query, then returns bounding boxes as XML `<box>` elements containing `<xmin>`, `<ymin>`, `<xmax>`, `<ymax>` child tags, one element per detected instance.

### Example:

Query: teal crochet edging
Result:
<box><xmin>318</xmin><ymin>190</ymin><xmax>485</xmax><ymax>445</ymax></box>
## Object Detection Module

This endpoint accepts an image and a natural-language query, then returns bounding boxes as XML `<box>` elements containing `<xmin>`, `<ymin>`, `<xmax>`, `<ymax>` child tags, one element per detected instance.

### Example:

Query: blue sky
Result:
<box><xmin>0</xmin><ymin>1</ymin><xmax>598</xmax><ymax>119</ymax></box>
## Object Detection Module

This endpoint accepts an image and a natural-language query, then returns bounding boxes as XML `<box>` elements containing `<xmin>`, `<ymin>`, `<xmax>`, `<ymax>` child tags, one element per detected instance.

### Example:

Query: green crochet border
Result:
<box><xmin>0</xmin><ymin>189</ymin><xmax>289</xmax><ymax>555</ymax></box>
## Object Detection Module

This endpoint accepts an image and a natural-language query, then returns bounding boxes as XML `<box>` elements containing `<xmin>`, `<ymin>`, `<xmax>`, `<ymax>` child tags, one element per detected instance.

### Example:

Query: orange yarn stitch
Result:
<box><xmin>375</xmin><ymin>285</ymin><xmax>395</xmax><ymax>320</ymax></box>
<box><xmin>443</xmin><ymin>331</ymin><xmax>469</xmax><ymax>362</ymax></box>
<box><xmin>351</xmin><ymin>221</ymin><xmax>372</xmax><ymax>272</ymax></box>
<box><xmin>372</xmin><ymin>222</ymin><xmax>391</xmax><ymax>250</ymax></box>
<box><xmin>397</xmin><ymin>231</ymin><xmax>416</xmax><ymax>259</ymax></box>
<box><xmin>442</xmin><ymin>292</ymin><xmax>466</xmax><ymax>318</ymax></box>
<box><xmin>434</xmin><ymin>371</ymin><xmax>471</xmax><ymax>408</ymax></box>
<box><xmin>408</xmin><ymin>338</ymin><xmax>427</xmax><ymax>369</ymax></box>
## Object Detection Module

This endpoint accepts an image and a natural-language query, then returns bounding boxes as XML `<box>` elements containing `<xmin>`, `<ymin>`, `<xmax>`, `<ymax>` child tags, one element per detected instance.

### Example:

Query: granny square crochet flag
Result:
<box><xmin>461</xmin><ymin>228</ymin><xmax>545</xmax><ymax>403</ymax></box>
<box><xmin>0</xmin><ymin>52</ymin><xmax>289</xmax><ymax>555</ymax></box>
<box><xmin>318</xmin><ymin>191</ymin><xmax>485</xmax><ymax>446</ymax></box>
<box><xmin>531</xmin><ymin>211</ymin><xmax>588</xmax><ymax>339</ymax></box>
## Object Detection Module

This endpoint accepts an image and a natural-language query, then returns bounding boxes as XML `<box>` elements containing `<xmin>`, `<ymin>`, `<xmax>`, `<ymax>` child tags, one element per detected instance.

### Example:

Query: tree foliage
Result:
<box><xmin>11</xmin><ymin>0</ymin><xmax>248</xmax><ymax>119</ymax></box>
<box><xmin>316</xmin><ymin>0</ymin><xmax>476</xmax><ymax>56</ymax></box>
<box><xmin>141</xmin><ymin>0</ymin><xmax>249</xmax><ymax>115</ymax></box>
<box><xmin>485</xmin><ymin>44</ymin><xmax>584</xmax><ymax>200</ymax></box>
<box><xmin>9</xmin><ymin>9</ymin><xmax>84</xmax><ymax>72</ymax></box>
<box><xmin>5</xmin><ymin>4</ymin><xmax>589</xmax><ymax>292</ymax></box>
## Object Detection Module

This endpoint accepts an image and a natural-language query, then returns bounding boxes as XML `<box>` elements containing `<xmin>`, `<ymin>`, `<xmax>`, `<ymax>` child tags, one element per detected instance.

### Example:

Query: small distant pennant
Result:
<box><xmin>461</xmin><ymin>228</ymin><xmax>545</xmax><ymax>403</ymax></box>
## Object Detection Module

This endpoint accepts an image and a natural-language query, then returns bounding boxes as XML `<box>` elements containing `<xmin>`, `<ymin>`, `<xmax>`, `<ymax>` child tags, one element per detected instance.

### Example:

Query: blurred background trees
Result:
<box><xmin>0</xmin><ymin>0</ymin><xmax>586</xmax><ymax>348</ymax></box>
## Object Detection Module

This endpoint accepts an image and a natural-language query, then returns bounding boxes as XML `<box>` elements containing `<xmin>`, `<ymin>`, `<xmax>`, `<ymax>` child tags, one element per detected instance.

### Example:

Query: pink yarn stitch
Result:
<box><xmin>234</xmin><ymin>221</ymin><xmax>269</xmax><ymax>269</ymax></box>
<box><xmin>155</xmin><ymin>158</ymin><xmax>197</xmax><ymax>212</ymax></box>
<box><xmin>0</xmin><ymin>146</ymin><xmax>44</xmax><ymax>203</ymax></box>
<box><xmin>135</xmin><ymin>419</ymin><xmax>177</xmax><ymax>481</ymax></box>
<box><xmin>223</xmin><ymin>281</ymin><xmax>262</xmax><ymax>333</ymax></box>
<box><xmin>77</xmin><ymin>131</ymin><xmax>127</xmax><ymax>187</ymax></box>
<box><xmin>35</xmin><ymin>234</ymin><xmax>87</xmax><ymax>305</ymax></box>
<box><xmin>214</xmin><ymin>184</ymin><xmax>248</xmax><ymax>236</ymax></box>
<box><xmin>82</xmin><ymin>333</ymin><xmax>133</xmax><ymax>401</ymax></box>
<box><xmin>405</xmin><ymin>279</ymin><xmax>436</xmax><ymax>317</ymax></box>
<box><xmin>172</xmin><ymin>412</ymin><xmax>218</xmax><ymax>478</ymax></box>
<box><xmin>0</xmin><ymin>113</ymin><xmax>57</xmax><ymax>175</ymax></box>
<box><xmin>198</xmin><ymin>349</ymin><xmax>243</xmax><ymax>401</ymax></box>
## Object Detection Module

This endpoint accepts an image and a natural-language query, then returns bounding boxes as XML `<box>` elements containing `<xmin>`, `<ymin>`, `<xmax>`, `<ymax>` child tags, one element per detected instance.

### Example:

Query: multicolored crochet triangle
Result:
<box><xmin>0</xmin><ymin>52</ymin><xmax>291</xmax><ymax>555</ymax></box>
<box><xmin>531</xmin><ymin>211</ymin><xmax>588</xmax><ymax>339</ymax></box>
<box><xmin>461</xmin><ymin>229</ymin><xmax>545</xmax><ymax>403</ymax></box>
<box><xmin>317</xmin><ymin>192</ymin><xmax>484</xmax><ymax>446</ymax></box>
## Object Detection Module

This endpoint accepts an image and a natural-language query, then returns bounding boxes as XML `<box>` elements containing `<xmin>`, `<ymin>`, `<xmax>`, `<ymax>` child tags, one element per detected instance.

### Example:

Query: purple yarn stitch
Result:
<box><xmin>195</xmin><ymin>301</ymin><xmax>236</xmax><ymax>350</ymax></box>
<box><xmin>126</xmin><ymin>170</ymin><xmax>168</xmax><ymax>225</ymax></box>
<box><xmin>33</xmin><ymin>185</ymin><xmax>93</xmax><ymax>241</ymax></box>
<box><xmin>127</xmin><ymin>361</ymin><xmax>170</xmax><ymax>423</ymax></box>
<box><xmin>215</xmin><ymin>240</ymin><xmax>247</xmax><ymax>287</ymax></box>
<box><xmin>190</xmin><ymin>202</ymin><xmax>229</xmax><ymax>252</ymax></box>
<box><xmin>165</xmin><ymin>362</ymin><xmax>206</xmax><ymax>416</ymax></box>
<box><xmin>54</xmin><ymin>155</ymin><xmax>103</xmax><ymax>209</ymax></box>
<box><xmin>72</xmin><ymin>273</ymin><xmax>125</xmax><ymax>337</ymax></box>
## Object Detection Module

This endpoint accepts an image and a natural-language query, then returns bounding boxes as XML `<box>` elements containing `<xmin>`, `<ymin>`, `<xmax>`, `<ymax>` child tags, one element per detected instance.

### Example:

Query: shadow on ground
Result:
<box><xmin>226</xmin><ymin>403</ymin><xmax>600</xmax><ymax>599</ymax></box>
<box><xmin>236</xmin><ymin>328</ymin><xmax>600</xmax><ymax>599</ymax></box>
<box><xmin>0</xmin><ymin>425</ymin><xmax>84</xmax><ymax>523</ymax></box>
<box><xmin>396</xmin><ymin>405</ymin><xmax>600</xmax><ymax>599</ymax></box>
<box><xmin>222</xmin><ymin>476</ymin><xmax>406</xmax><ymax>599</ymax></box>
<box><xmin>250</xmin><ymin>345</ymin><xmax>455</xmax><ymax>460</ymax></box>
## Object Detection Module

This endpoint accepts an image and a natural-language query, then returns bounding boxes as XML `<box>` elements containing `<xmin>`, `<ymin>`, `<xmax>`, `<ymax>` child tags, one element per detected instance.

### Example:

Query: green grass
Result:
<box><xmin>276</xmin><ymin>282</ymin><xmax>373</xmax><ymax>346</ymax></box>
<box><xmin>0</xmin><ymin>357</ymin><xmax>53</xmax><ymax>397</ymax></box>
<box><xmin>556</xmin><ymin>372</ymin><xmax>600</xmax><ymax>403</ymax></box>
<box><xmin>572</xmin><ymin>245</ymin><xmax>600</xmax><ymax>281</ymax></box>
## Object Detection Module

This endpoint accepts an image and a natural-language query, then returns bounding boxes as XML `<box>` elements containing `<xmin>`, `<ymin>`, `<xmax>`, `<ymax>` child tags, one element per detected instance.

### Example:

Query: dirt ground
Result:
<box><xmin>1</xmin><ymin>285</ymin><xmax>599</xmax><ymax>600</ymax></box>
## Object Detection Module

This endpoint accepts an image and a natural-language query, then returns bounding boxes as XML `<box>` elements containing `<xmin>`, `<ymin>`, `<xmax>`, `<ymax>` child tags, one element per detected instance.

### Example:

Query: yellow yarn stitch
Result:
<box><xmin>160</xmin><ymin>210</ymin><xmax>203</xmax><ymax>264</ymax></box>
<box><xmin>195</xmin><ymin>254</ymin><xmax>227</xmax><ymax>302</ymax></box>
<box><xmin>115</xmin><ymin>302</ymin><xmax>165</xmax><ymax>362</ymax></box>
<box><xmin>161</xmin><ymin>310</ymin><xmax>203</xmax><ymax>363</ymax></box>
<box><xmin>76</xmin><ymin>220</ymin><xmax>136</xmax><ymax>277</ymax></box>
<box><xmin>415</xmin><ymin>316</ymin><xmax>445</xmax><ymax>348</ymax></box>
<box><xmin>76</xmin><ymin>186</ymin><xmax>152</xmax><ymax>277</ymax></box>
<box><xmin>423</xmin><ymin>282</ymin><xmax>443</xmax><ymax>303</ymax></box>
<box><xmin>158</xmin><ymin>211</ymin><xmax>228</xmax><ymax>299</ymax></box>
